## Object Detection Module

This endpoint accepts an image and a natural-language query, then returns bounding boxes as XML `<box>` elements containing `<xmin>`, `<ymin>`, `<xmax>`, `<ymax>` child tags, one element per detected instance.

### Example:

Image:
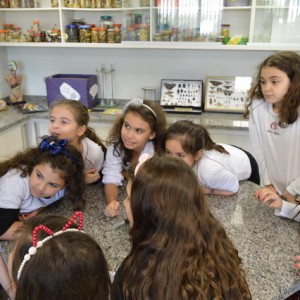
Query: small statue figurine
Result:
<box><xmin>5</xmin><ymin>60</ymin><xmax>23</xmax><ymax>104</ymax></box>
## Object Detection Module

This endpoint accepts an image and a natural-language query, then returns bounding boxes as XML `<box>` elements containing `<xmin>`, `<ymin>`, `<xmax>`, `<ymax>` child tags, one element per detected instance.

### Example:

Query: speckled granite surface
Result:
<box><xmin>1</xmin><ymin>181</ymin><xmax>299</xmax><ymax>300</ymax></box>
<box><xmin>0</xmin><ymin>97</ymin><xmax>249</xmax><ymax>133</ymax></box>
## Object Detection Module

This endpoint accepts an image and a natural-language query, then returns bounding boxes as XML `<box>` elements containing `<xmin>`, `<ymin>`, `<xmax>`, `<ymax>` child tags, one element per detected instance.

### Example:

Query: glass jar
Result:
<box><xmin>66</xmin><ymin>24</ymin><xmax>78</xmax><ymax>42</ymax></box>
<box><xmin>114</xmin><ymin>29</ymin><xmax>121</xmax><ymax>43</ymax></box>
<box><xmin>91</xmin><ymin>27</ymin><xmax>99</xmax><ymax>43</ymax></box>
<box><xmin>107</xmin><ymin>28</ymin><xmax>115</xmax><ymax>43</ymax></box>
<box><xmin>99</xmin><ymin>16</ymin><xmax>113</xmax><ymax>29</ymax></box>
<box><xmin>10</xmin><ymin>0</ymin><xmax>20</xmax><ymax>8</ymax></box>
<box><xmin>0</xmin><ymin>0</ymin><xmax>9</xmax><ymax>8</ymax></box>
<box><xmin>102</xmin><ymin>0</ymin><xmax>113</xmax><ymax>8</ymax></box>
<box><xmin>79</xmin><ymin>25</ymin><xmax>91</xmax><ymax>43</ymax></box>
<box><xmin>33</xmin><ymin>32</ymin><xmax>41</xmax><ymax>42</ymax></box>
<box><xmin>98</xmin><ymin>27</ymin><xmax>107</xmax><ymax>43</ymax></box>
<box><xmin>139</xmin><ymin>24</ymin><xmax>149</xmax><ymax>41</ymax></box>
<box><xmin>221</xmin><ymin>24</ymin><xmax>230</xmax><ymax>38</ymax></box>
<box><xmin>0</xmin><ymin>30</ymin><xmax>9</xmax><ymax>42</ymax></box>
<box><xmin>32</xmin><ymin>20</ymin><xmax>41</xmax><ymax>34</ymax></box>
<box><xmin>126</xmin><ymin>27</ymin><xmax>136</xmax><ymax>41</ymax></box>
<box><xmin>51</xmin><ymin>0</ymin><xmax>59</xmax><ymax>7</ymax></box>
<box><xmin>4</xmin><ymin>24</ymin><xmax>14</xmax><ymax>31</ymax></box>
<box><xmin>65</xmin><ymin>0</ymin><xmax>80</xmax><ymax>7</ymax></box>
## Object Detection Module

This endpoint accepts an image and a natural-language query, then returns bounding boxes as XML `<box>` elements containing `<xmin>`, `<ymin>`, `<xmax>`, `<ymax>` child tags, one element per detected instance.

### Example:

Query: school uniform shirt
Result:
<box><xmin>193</xmin><ymin>144</ymin><xmax>251</xmax><ymax>193</ymax></box>
<box><xmin>102</xmin><ymin>141</ymin><xmax>154</xmax><ymax>186</ymax></box>
<box><xmin>249</xmin><ymin>99</ymin><xmax>300</xmax><ymax>196</ymax></box>
<box><xmin>274</xmin><ymin>201</ymin><xmax>300</xmax><ymax>222</ymax></box>
<box><xmin>81</xmin><ymin>137</ymin><xmax>105</xmax><ymax>171</ymax></box>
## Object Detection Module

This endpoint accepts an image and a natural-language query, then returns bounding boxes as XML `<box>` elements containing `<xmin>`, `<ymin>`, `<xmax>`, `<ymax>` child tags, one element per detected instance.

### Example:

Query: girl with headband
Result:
<box><xmin>8</xmin><ymin>212</ymin><xmax>111</xmax><ymax>300</ymax></box>
<box><xmin>0</xmin><ymin>135</ymin><xmax>85</xmax><ymax>241</ymax></box>
<box><xmin>102</xmin><ymin>98</ymin><xmax>166</xmax><ymax>218</ymax></box>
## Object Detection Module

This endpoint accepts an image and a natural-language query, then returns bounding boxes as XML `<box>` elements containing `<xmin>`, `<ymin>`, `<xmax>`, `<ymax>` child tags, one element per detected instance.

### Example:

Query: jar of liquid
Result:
<box><xmin>221</xmin><ymin>24</ymin><xmax>230</xmax><ymax>37</ymax></box>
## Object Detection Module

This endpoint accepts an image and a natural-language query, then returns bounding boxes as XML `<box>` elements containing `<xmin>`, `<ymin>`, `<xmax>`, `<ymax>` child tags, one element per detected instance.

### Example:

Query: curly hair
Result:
<box><xmin>165</xmin><ymin>120</ymin><xmax>228</xmax><ymax>155</ymax></box>
<box><xmin>11</xmin><ymin>214</ymin><xmax>111</xmax><ymax>300</ymax></box>
<box><xmin>0</xmin><ymin>141</ymin><xmax>86</xmax><ymax>210</ymax></box>
<box><xmin>106</xmin><ymin>100</ymin><xmax>166</xmax><ymax>164</ymax></box>
<box><xmin>50</xmin><ymin>99</ymin><xmax>107</xmax><ymax>154</ymax></box>
<box><xmin>120</xmin><ymin>155</ymin><xmax>251</xmax><ymax>300</ymax></box>
<box><xmin>245</xmin><ymin>51</ymin><xmax>300</xmax><ymax>126</ymax></box>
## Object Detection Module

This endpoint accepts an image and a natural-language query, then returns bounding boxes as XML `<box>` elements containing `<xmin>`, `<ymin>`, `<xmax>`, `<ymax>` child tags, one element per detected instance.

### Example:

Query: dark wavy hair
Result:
<box><xmin>120</xmin><ymin>155</ymin><xmax>251</xmax><ymax>300</ymax></box>
<box><xmin>106</xmin><ymin>100</ymin><xmax>166</xmax><ymax>164</ymax></box>
<box><xmin>11</xmin><ymin>214</ymin><xmax>111</xmax><ymax>300</ymax></box>
<box><xmin>165</xmin><ymin>120</ymin><xmax>228</xmax><ymax>155</ymax></box>
<box><xmin>245</xmin><ymin>51</ymin><xmax>300</xmax><ymax>126</ymax></box>
<box><xmin>0</xmin><ymin>140</ymin><xmax>86</xmax><ymax>210</ymax></box>
<box><xmin>50</xmin><ymin>99</ymin><xmax>107</xmax><ymax>154</ymax></box>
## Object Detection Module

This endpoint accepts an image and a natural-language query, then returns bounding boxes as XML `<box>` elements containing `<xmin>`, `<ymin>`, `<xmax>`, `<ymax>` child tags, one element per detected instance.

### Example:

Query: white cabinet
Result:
<box><xmin>0</xmin><ymin>0</ymin><xmax>299</xmax><ymax>49</ymax></box>
<box><xmin>0</xmin><ymin>122</ymin><xmax>28</xmax><ymax>161</ymax></box>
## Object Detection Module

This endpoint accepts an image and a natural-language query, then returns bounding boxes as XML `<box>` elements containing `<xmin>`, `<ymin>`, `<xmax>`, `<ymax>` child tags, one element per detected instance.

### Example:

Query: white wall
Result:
<box><xmin>1</xmin><ymin>47</ymin><xmax>275</xmax><ymax>100</ymax></box>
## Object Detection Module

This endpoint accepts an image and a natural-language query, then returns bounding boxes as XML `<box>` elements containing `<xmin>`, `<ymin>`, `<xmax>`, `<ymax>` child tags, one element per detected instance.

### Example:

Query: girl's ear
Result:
<box><xmin>149</xmin><ymin>131</ymin><xmax>156</xmax><ymax>141</ymax></box>
<box><xmin>194</xmin><ymin>149</ymin><xmax>203</xmax><ymax>161</ymax></box>
<box><xmin>76</xmin><ymin>125</ymin><xmax>87</xmax><ymax>137</ymax></box>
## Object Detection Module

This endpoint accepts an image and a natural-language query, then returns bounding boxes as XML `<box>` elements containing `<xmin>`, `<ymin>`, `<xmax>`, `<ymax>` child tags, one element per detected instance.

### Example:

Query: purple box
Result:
<box><xmin>45</xmin><ymin>74</ymin><xmax>99</xmax><ymax>108</ymax></box>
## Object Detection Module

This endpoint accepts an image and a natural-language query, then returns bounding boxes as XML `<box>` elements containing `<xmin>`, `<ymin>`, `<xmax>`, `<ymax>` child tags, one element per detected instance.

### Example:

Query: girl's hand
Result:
<box><xmin>18</xmin><ymin>209</ymin><xmax>41</xmax><ymax>221</ymax></box>
<box><xmin>265</xmin><ymin>184</ymin><xmax>278</xmax><ymax>194</ymax></box>
<box><xmin>104</xmin><ymin>200</ymin><xmax>120</xmax><ymax>218</ymax></box>
<box><xmin>294</xmin><ymin>256</ymin><xmax>300</xmax><ymax>275</ymax></box>
<box><xmin>84</xmin><ymin>168</ymin><xmax>100</xmax><ymax>184</ymax></box>
<box><xmin>282</xmin><ymin>189</ymin><xmax>297</xmax><ymax>203</ymax></box>
<box><xmin>255</xmin><ymin>188</ymin><xmax>283</xmax><ymax>209</ymax></box>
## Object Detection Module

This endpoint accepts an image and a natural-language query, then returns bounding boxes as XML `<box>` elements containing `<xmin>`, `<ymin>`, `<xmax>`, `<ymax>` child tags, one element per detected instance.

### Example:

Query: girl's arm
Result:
<box><xmin>201</xmin><ymin>186</ymin><xmax>236</xmax><ymax>196</ymax></box>
<box><xmin>0</xmin><ymin>253</ymin><xmax>15</xmax><ymax>299</ymax></box>
<box><xmin>104</xmin><ymin>184</ymin><xmax>120</xmax><ymax>217</ymax></box>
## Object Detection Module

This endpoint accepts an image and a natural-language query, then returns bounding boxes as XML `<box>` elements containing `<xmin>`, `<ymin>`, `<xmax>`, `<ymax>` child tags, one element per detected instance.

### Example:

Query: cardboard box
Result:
<box><xmin>45</xmin><ymin>74</ymin><xmax>99</xmax><ymax>108</ymax></box>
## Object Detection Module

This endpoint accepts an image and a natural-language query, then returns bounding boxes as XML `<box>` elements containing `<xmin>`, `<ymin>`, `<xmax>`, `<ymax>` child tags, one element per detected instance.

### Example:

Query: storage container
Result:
<box><xmin>45</xmin><ymin>74</ymin><xmax>99</xmax><ymax>108</ymax></box>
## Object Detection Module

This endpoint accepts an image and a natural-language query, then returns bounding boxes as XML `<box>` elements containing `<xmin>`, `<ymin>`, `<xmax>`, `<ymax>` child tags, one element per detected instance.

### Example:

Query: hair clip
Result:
<box><xmin>39</xmin><ymin>135</ymin><xmax>77</xmax><ymax>164</ymax></box>
<box><xmin>17</xmin><ymin>211</ymin><xmax>84</xmax><ymax>281</ymax></box>
<box><xmin>122</xmin><ymin>98</ymin><xmax>157</xmax><ymax>118</ymax></box>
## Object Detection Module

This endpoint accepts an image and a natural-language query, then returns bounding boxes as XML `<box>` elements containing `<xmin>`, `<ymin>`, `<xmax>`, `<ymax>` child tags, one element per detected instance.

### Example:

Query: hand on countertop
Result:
<box><xmin>104</xmin><ymin>200</ymin><xmax>120</xmax><ymax>218</ymax></box>
<box><xmin>294</xmin><ymin>256</ymin><xmax>300</xmax><ymax>276</ymax></box>
<box><xmin>255</xmin><ymin>187</ymin><xmax>283</xmax><ymax>210</ymax></box>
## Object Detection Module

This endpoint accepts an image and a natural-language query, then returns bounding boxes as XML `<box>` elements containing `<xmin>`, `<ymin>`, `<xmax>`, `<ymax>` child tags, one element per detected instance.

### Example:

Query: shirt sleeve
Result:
<box><xmin>274</xmin><ymin>200</ymin><xmax>300</xmax><ymax>222</ymax></box>
<box><xmin>198</xmin><ymin>158</ymin><xmax>239</xmax><ymax>193</ymax></box>
<box><xmin>249</xmin><ymin>103</ymin><xmax>270</xmax><ymax>186</ymax></box>
<box><xmin>286</xmin><ymin>176</ymin><xmax>300</xmax><ymax>196</ymax></box>
<box><xmin>102</xmin><ymin>145</ymin><xmax>124</xmax><ymax>186</ymax></box>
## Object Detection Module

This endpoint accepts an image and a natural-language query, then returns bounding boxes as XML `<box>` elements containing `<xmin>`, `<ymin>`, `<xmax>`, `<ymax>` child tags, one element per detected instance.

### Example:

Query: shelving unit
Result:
<box><xmin>0</xmin><ymin>0</ymin><xmax>299</xmax><ymax>50</ymax></box>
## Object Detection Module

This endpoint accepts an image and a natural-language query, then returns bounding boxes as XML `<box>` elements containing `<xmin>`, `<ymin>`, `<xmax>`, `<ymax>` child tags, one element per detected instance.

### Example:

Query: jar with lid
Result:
<box><xmin>80</xmin><ymin>0</ymin><xmax>91</xmax><ymax>7</ymax></box>
<box><xmin>66</xmin><ymin>24</ymin><xmax>78</xmax><ymax>42</ymax></box>
<box><xmin>99</xmin><ymin>16</ymin><xmax>113</xmax><ymax>29</ymax></box>
<box><xmin>79</xmin><ymin>25</ymin><xmax>91</xmax><ymax>43</ymax></box>
<box><xmin>98</xmin><ymin>27</ymin><xmax>106</xmax><ymax>43</ymax></box>
<box><xmin>33</xmin><ymin>32</ymin><xmax>41</xmax><ymax>42</ymax></box>
<box><xmin>0</xmin><ymin>30</ymin><xmax>9</xmax><ymax>42</ymax></box>
<box><xmin>65</xmin><ymin>0</ymin><xmax>80</xmax><ymax>7</ymax></box>
<box><xmin>114</xmin><ymin>29</ymin><xmax>121</xmax><ymax>43</ymax></box>
<box><xmin>220</xmin><ymin>24</ymin><xmax>230</xmax><ymax>37</ymax></box>
<box><xmin>171</xmin><ymin>27</ymin><xmax>179</xmax><ymax>41</ymax></box>
<box><xmin>32</xmin><ymin>20</ymin><xmax>41</xmax><ymax>34</ymax></box>
<box><xmin>4</xmin><ymin>24</ymin><xmax>14</xmax><ymax>31</ymax></box>
<box><xmin>107</xmin><ymin>28</ymin><xmax>115</xmax><ymax>43</ymax></box>
<box><xmin>91</xmin><ymin>27</ymin><xmax>99</xmax><ymax>43</ymax></box>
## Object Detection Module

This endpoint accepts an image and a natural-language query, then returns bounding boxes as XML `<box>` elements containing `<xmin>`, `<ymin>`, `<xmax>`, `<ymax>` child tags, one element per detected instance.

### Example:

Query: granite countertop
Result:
<box><xmin>1</xmin><ymin>181</ymin><xmax>299</xmax><ymax>300</ymax></box>
<box><xmin>0</xmin><ymin>97</ymin><xmax>249</xmax><ymax>134</ymax></box>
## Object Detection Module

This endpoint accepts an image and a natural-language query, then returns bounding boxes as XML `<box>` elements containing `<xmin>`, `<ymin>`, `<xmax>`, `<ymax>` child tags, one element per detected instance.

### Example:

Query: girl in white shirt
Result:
<box><xmin>49</xmin><ymin>99</ymin><xmax>106</xmax><ymax>184</ymax></box>
<box><xmin>102</xmin><ymin>98</ymin><xmax>166</xmax><ymax>217</ymax></box>
<box><xmin>165</xmin><ymin>120</ymin><xmax>260</xmax><ymax>195</ymax></box>
<box><xmin>0</xmin><ymin>135</ymin><xmax>85</xmax><ymax>240</ymax></box>
<box><xmin>246</xmin><ymin>51</ymin><xmax>300</xmax><ymax>203</ymax></box>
